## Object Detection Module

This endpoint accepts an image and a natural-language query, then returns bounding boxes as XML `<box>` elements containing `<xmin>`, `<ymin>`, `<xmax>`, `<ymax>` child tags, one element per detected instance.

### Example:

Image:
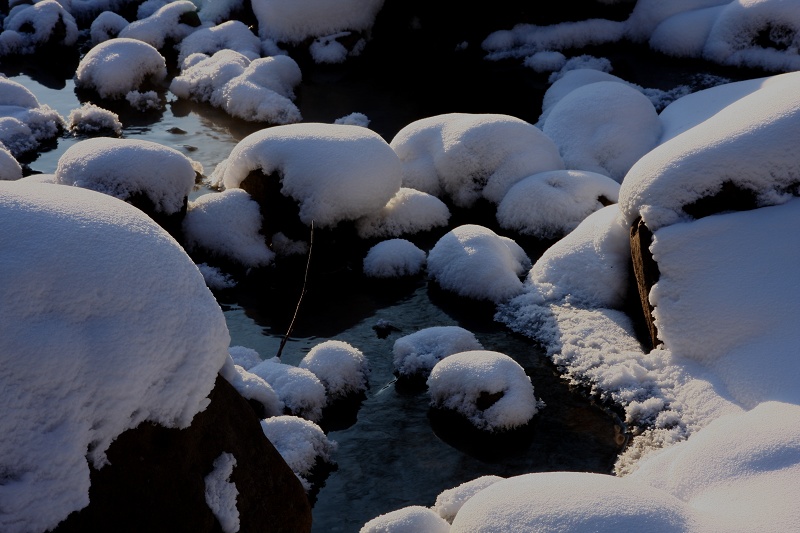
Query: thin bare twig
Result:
<box><xmin>276</xmin><ymin>221</ymin><xmax>313</xmax><ymax>359</ymax></box>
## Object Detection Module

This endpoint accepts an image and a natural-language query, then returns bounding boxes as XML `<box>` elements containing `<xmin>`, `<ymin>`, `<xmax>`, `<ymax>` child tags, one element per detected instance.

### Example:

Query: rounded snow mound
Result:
<box><xmin>432</xmin><ymin>475</ymin><xmax>504</xmax><ymax>523</ymax></box>
<box><xmin>299</xmin><ymin>340</ymin><xmax>369</xmax><ymax>400</ymax></box>
<box><xmin>427</xmin><ymin>224</ymin><xmax>530</xmax><ymax>303</ymax></box>
<box><xmin>75</xmin><ymin>37</ymin><xmax>167</xmax><ymax>99</ymax></box>
<box><xmin>360</xmin><ymin>505</ymin><xmax>451</xmax><ymax>533</ymax></box>
<box><xmin>363</xmin><ymin>239</ymin><xmax>426</xmax><ymax>279</ymax></box>
<box><xmin>542</xmin><ymin>80</ymin><xmax>661</xmax><ymax>182</ymax></box>
<box><xmin>212</xmin><ymin>123</ymin><xmax>402</xmax><ymax>228</ymax></box>
<box><xmin>260</xmin><ymin>415</ymin><xmax>336</xmax><ymax>491</ymax></box>
<box><xmin>497</xmin><ymin>169</ymin><xmax>620</xmax><ymax>239</ymax></box>
<box><xmin>450</xmin><ymin>472</ymin><xmax>700</xmax><ymax>532</ymax></box>
<box><xmin>390</xmin><ymin>113</ymin><xmax>564</xmax><ymax>207</ymax></box>
<box><xmin>0</xmin><ymin>144</ymin><xmax>23</xmax><ymax>181</ymax></box>
<box><xmin>55</xmin><ymin>137</ymin><xmax>196</xmax><ymax>216</ymax></box>
<box><xmin>0</xmin><ymin>181</ymin><xmax>229</xmax><ymax>533</ymax></box>
<box><xmin>355</xmin><ymin>187</ymin><xmax>450</xmax><ymax>239</ymax></box>
<box><xmin>183</xmin><ymin>189</ymin><xmax>275</xmax><ymax>268</ymax></box>
<box><xmin>392</xmin><ymin>326</ymin><xmax>483</xmax><ymax>378</ymax></box>
<box><xmin>249</xmin><ymin>357</ymin><xmax>327</xmax><ymax>422</ymax></box>
<box><xmin>427</xmin><ymin>350</ymin><xmax>540</xmax><ymax>431</ymax></box>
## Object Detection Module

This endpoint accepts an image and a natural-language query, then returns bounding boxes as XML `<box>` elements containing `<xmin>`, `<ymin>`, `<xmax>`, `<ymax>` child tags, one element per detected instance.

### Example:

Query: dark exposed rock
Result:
<box><xmin>52</xmin><ymin>375</ymin><xmax>312</xmax><ymax>533</ymax></box>
<box><xmin>629</xmin><ymin>216</ymin><xmax>661</xmax><ymax>351</ymax></box>
<box><xmin>682</xmin><ymin>180</ymin><xmax>758</xmax><ymax>220</ymax></box>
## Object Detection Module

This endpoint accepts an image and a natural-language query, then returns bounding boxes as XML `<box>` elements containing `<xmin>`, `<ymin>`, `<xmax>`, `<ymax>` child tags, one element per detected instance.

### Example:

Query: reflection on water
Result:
<box><xmin>5</xmin><ymin>56</ymin><xmax>624</xmax><ymax>533</ymax></box>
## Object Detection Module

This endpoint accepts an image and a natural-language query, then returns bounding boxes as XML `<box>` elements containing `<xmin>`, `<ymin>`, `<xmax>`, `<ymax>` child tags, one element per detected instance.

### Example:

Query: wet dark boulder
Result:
<box><xmin>51</xmin><ymin>375</ymin><xmax>312</xmax><ymax>533</ymax></box>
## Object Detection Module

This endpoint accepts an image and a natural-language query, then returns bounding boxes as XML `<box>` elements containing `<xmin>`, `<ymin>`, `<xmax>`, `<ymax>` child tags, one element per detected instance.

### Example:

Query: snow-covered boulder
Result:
<box><xmin>432</xmin><ymin>475</ymin><xmax>504</xmax><ymax>523</ymax></box>
<box><xmin>0</xmin><ymin>144</ymin><xmax>23</xmax><ymax>180</ymax></box>
<box><xmin>219</xmin><ymin>358</ymin><xmax>284</xmax><ymax>417</ymax></box>
<box><xmin>427</xmin><ymin>350</ymin><xmax>541</xmax><ymax>431</ymax></box>
<box><xmin>54</xmin><ymin>137</ymin><xmax>197</xmax><ymax>226</ymax></box>
<box><xmin>212</xmin><ymin>123</ymin><xmax>402</xmax><ymax>229</ymax></box>
<box><xmin>171</xmin><ymin>51</ymin><xmax>303</xmax><ymax>125</ymax></box>
<box><xmin>66</xmin><ymin>103</ymin><xmax>123</xmax><ymax>136</ymax></box>
<box><xmin>176</xmin><ymin>20</ymin><xmax>262</xmax><ymax>64</ymax></box>
<box><xmin>620</xmin><ymin>70</ymin><xmax>800</xmax><ymax>232</ymax></box>
<box><xmin>450</xmin><ymin>472</ymin><xmax>700</xmax><ymax>532</ymax></box>
<box><xmin>260</xmin><ymin>415</ymin><xmax>337</xmax><ymax>492</ymax></box>
<box><xmin>360</xmin><ymin>506</ymin><xmax>451</xmax><ymax>533</ymax></box>
<box><xmin>355</xmin><ymin>187</ymin><xmax>450</xmax><ymax>239</ymax></box>
<box><xmin>0</xmin><ymin>0</ymin><xmax>79</xmax><ymax>56</ymax></box>
<box><xmin>390</xmin><ymin>113</ymin><xmax>564</xmax><ymax>208</ymax></box>
<box><xmin>541</xmin><ymin>80</ymin><xmax>661</xmax><ymax>182</ymax></box>
<box><xmin>183</xmin><ymin>189</ymin><xmax>275</xmax><ymax>269</ymax></box>
<box><xmin>118</xmin><ymin>0</ymin><xmax>201</xmax><ymax>50</ymax></box>
<box><xmin>0</xmin><ymin>76</ymin><xmax>64</xmax><ymax>157</ymax></box>
<box><xmin>362</xmin><ymin>239</ymin><xmax>426</xmax><ymax>279</ymax></box>
<box><xmin>392</xmin><ymin>326</ymin><xmax>483</xmax><ymax>379</ymax></box>
<box><xmin>427</xmin><ymin>224</ymin><xmax>530</xmax><ymax>303</ymax></box>
<box><xmin>496</xmin><ymin>169</ymin><xmax>620</xmax><ymax>239</ymax></box>
<box><xmin>249</xmin><ymin>357</ymin><xmax>327</xmax><ymax>422</ymax></box>
<box><xmin>75</xmin><ymin>38</ymin><xmax>167</xmax><ymax>100</ymax></box>
<box><xmin>299</xmin><ymin>340</ymin><xmax>369</xmax><ymax>400</ymax></box>
<box><xmin>0</xmin><ymin>181</ymin><xmax>229</xmax><ymax>533</ymax></box>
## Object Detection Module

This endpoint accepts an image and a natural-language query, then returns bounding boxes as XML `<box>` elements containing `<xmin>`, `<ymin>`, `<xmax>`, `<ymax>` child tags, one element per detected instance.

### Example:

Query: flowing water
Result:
<box><xmin>5</xmin><ymin>49</ymin><xmax>656</xmax><ymax>532</ymax></box>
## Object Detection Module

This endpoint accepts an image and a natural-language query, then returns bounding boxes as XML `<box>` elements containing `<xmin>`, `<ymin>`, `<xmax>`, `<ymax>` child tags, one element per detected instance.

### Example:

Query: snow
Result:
<box><xmin>219</xmin><ymin>358</ymin><xmax>284</xmax><ymax>416</ymax></box>
<box><xmin>89</xmin><ymin>11</ymin><xmax>129</xmax><ymax>45</ymax></box>
<box><xmin>356</xmin><ymin>187</ymin><xmax>450</xmax><ymax>239</ymax></box>
<box><xmin>228</xmin><ymin>345</ymin><xmax>263</xmax><ymax>370</ymax></box>
<box><xmin>432</xmin><ymin>475</ymin><xmax>503</xmax><ymax>523</ymax></box>
<box><xmin>66</xmin><ymin>103</ymin><xmax>122</xmax><ymax>136</ymax></box>
<box><xmin>483</xmin><ymin>0</ymin><xmax>800</xmax><ymax>74</ymax></box>
<box><xmin>260</xmin><ymin>415</ymin><xmax>336</xmax><ymax>491</ymax></box>
<box><xmin>541</xmin><ymin>80</ymin><xmax>661</xmax><ymax>182</ymax></box>
<box><xmin>628</xmin><ymin>401</ymin><xmax>800</xmax><ymax>532</ymax></box>
<box><xmin>450</xmin><ymin>472</ymin><xmax>700</xmax><ymax>532</ymax></box>
<box><xmin>362</xmin><ymin>239</ymin><xmax>426</xmax><ymax>279</ymax></box>
<box><xmin>177</xmin><ymin>20</ymin><xmax>262</xmax><ymax>64</ymax></box>
<box><xmin>0</xmin><ymin>181</ymin><xmax>229</xmax><ymax>533</ymax></box>
<box><xmin>0</xmin><ymin>0</ymin><xmax>78</xmax><ymax>55</ymax></box>
<box><xmin>427</xmin><ymin>350</ymin><xmax>541</xmax><ymax>431</ymax></box>
<box><xmin>118</xmin><ymin>0</ymin><xmax>201</xmax><ymax>50</ymax></box>
<box><xmin>204</xmin><ymin>452</ymin><xmax>240</xmax><ymax>533</ymax></box>
<box><xmin>334</xmin><ymin>112</ymin><xmax>370</xmax><ymax>127</ymax></box>
<box><xmin>198</xmin><ymin>263</ymin><xmax>237</xmax><ymax>290</ymax></box>
<box><xmin>250</xmin><ymin>0</ymin><xmax>384</xmax><ymax>44</ymax></box>
<box><xmin>183</xmin><ymin>189</ymin><xmax>275</xmax><ymax>268</ymax></box>
<box><xmin>518</xmin><ymin>205</ymin><xmax>630</xmax><ymax>308</ymax></box>
<box><xmin>54</xmin><ymin>137</ymin><xmax>197</xmax><ymax>215</ymax></box>
<box><xmin>390</xmin><ymin>113</ymin><xmax>565</xmax><ymax>207</ymax></box>
<box><xmin>0</xmin><ymin>144</ymin><xmax>22</xmax><ymax>180</ymax></box>
<box><xmin>249</xmin><ymin>357</ymin><xmax>327</xmax><ymax>422</ymax></box>
<box><xmin>649</xmin><ymin>199</ymin><xmax>800</xmax><ymax>409</ymax></box>
<box><xmin>496</xmin><ymin>170</ymin><xmax>620</xmax><ymax>239</ymax></box>
<box><xmin>427</xmin><ymin>225</ymin><xmax>530</xmax><ymax>304</ymax></box>
<box><xmin>537</xmin><ymin>68</ymin><xmax>635</xmax><ymax>127</ymax></box>
<box><xmin>360</xmin><ymin>506</ymin><xmax>451</xmax><ymax>533</ymax></box>
<box><xmin>171</xmin><ymin>50</ymin><xmax>302</xmax><ymax>124</ymax></box>
<box><xmin>212</xmin><ymin>123</ymin><xmax>402</xmax><ymax>228</ymax></box>
<box><xmin>0</xmin><ymin>77</ymin><xmax>64</xmax><ymax>157</ymax></box>
<box><xmin>620</xmin><ymin>70</ymin><xmax>800</xmax><ymax>232</ymax></box>
<box><xmin>392</xmin><ymin>326</ymin><xmax>483</xmax><ymax>379</ymax></box>
<box><xmin>299</xmin><ymin>340</ymin><xmax>369</xmax><ymax>400</ymax></box>
<box><xmin>75</xmin><ymin>38</ymin><xmax>167</xmax><ymax>99</ymax></box>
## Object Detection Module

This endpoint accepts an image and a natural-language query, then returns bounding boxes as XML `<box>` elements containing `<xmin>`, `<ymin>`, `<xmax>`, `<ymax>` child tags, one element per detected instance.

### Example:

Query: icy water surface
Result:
<box><xmin>4</xmin><ymin>50</ymin><xmax>666</xmax><ymax>532</ymax></box>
